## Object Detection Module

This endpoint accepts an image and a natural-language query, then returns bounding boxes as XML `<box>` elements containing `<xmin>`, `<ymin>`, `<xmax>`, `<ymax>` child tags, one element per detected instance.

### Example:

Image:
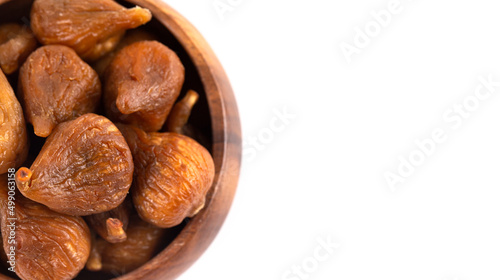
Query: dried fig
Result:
<box><xmin>0</xmin><ymin>174</ymin><xmax>91</xmax><ymax>280</ymax></box>
<box><xmin>15</xmin><ymin>114</ymin><xmax>134</xmax><ymax>216</ymax></box>
<box><xmin>19</xmin><ymin>45</ymin><xmax>101</xmax><ymax>137</ymax></box>
<box><xmin>30</xmin><ymin>0</ymin><xmax>152</xmax><ymax>61</ymax></box>
<box><xmin>87</xmin><ymin>216</ymin><xmax>166</xmax><ymax>274</ymax></box>
<box><xmin>166</xmin><ymin>89</ymin><xmax>199</xmax><ymax>134</ymax></box>
<box><xmin>104</xmin><ymin>41</ymin><xmax>185</xmax><ymax>132</ymax></box>
<box><xmin>117</xmin><ymin>124</ymin><xmax>215</xmax><ymax>228</ymax></box>
<box><xmin>0</xmin><ymin>69</ymin><xmax>28</xmax><ymax>174</ymax></box>
<box><xmin>92</xmin><ymin>29</ymin><xmax>158</xmax><ymax>77</ymax></box>
<box><xmin>0</xmin><ymin>23</ymin><xmax>37</xmax><ymax>75</ymax></box>
<box><xmin>85</xmin><ymin>198</ymin><xmax>132</xmax><ymax>243</ymax></box>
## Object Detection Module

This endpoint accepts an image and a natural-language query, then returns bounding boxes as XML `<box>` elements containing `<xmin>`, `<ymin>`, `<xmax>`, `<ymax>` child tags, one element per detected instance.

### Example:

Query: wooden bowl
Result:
<box><xmin>0</xmin><ymin>0</ymin><xmax>242</xmax><ymax>279</ymax></box>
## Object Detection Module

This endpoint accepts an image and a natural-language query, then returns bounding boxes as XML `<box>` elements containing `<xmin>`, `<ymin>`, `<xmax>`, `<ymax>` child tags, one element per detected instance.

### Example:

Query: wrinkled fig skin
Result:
<box><xmin>19</xmin><ymin>45</ymin><xmax>101</xmax><ymax>137</ymax></box>
<box><xmin>89</xmin><ymin>216</ymin><xmax>166</xmax><ymax>274</ymax></box>
<box><xmin>30</xmin><ymin>0</ymin><xmax>152</xmax><ymax>61</ymax></box>
<box><xmin>117</xmin><ymin>124</ymin><xmax>215</xmax><ymax>228</ymax></box>
<box><xmin>85</xmin><ymin>198</ymin><xmax>132</xmax><ymax>243</ymax></box>
<box><xmin>0</xmin><ymin>23</ymin><xmax>37</xmax><ymax>75</ymax></box>
<box><xmin>105</xmin><ymin>41</ymin><xmax>185</xmax><ymax>132</ymax></box>
<box><xmin>0</xmin><ymin>174</ymin><xmax>91</xmax><ymax>280</ymax></box>
<box><xmin>93</xmin><ymin>29</ymin><xmax>158</xmax><ymax>77</ymax></box>
<box><xmin>16</xmin><ymin>114</ymin><xmax>134</xmax><ymax>216</ymax></box>
<box><xmin>0</xmin><ymin>70</ymin><xmax>28</xmax><ymax>174</ymax></box>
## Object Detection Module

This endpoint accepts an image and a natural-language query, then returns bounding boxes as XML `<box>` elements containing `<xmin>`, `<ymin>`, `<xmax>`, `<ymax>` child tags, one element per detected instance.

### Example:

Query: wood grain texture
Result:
<box><xmin>0</xmin><ymin>0</ymin><xmax>242</xmax><ymax>279</ymax></box>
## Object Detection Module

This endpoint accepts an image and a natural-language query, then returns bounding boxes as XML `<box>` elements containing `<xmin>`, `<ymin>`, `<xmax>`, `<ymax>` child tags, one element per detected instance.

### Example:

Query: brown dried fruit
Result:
<box><xmin>92</xmin><ymin>29</ymin><xmax>158</xmax><ymax>77</ymax></box>
<box><xmin>30</xmin><ymin>0</ymin><xmax>152</xmax><ymax>61</ymax></box>
<box><xmin>87</xmin><ymin>216</ymin><xmax>166</xmax><ymax>274</ymax></box>
<box><xmin>0</xmin><ymin>23</ymin><xmax>37</xmax><ymax>75</ymax></box>
<box><xmin>117</xmin><ymin>124</ymin><xmax>215</xmax><ymax>228</ymax></box>
<box><xmin>19</xmin><ymin>45</ymin><xmax>101</xmax><ymax>137</ymax></box>
<box><xmin>166</xmin><ymin>89</ymin><xmax>199</xmax><ymax>134</ymax></box>
<box><xmin>15</xmin><ymin>114</ymin><xmax>134</xmax><ymax>216</ymax></box>
<box><xmin>0</xmin><ymin>174</ymin><xmax>91</xmax><ymax>280</ymax></box>
<box><xmin>0</xmin><ymin>69</ymin><xmax>28</xmax><ymax>174</ymax></box>
<box><xmin>104</xmin><ymin>41</ymin><xmax>185</xmax><ymax>132</ymax></box>
<box><xmin>85</xmin><ymin>198</ymin><xmax>132</xmax><ymax>243</ymax></box>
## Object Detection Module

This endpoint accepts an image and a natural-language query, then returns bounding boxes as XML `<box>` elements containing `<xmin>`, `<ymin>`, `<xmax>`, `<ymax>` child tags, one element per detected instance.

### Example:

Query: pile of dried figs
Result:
<box><xmin>0</xmin><ymin>0</ymin><xmax>215</xmax><ymax>279</ymax></box>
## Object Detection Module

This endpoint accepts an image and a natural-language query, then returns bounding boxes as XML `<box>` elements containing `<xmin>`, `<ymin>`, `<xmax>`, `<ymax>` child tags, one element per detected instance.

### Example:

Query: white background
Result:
<box><xmin>166</xmin><ymin>1</ymin><xmax>500</xmax><ymax>279</ymax></box>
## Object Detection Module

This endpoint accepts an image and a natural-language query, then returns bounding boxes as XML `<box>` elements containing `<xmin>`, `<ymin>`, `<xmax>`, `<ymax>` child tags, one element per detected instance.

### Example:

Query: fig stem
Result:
<box><xmin>15</xmin><ymin>167</ymin><xmax>32</xmax><ymax>192</ymax></box>
<box><xmin>166</xmin><ymin>90</ymin><xmax>199</xmax><ymax>134</ymax></box>
<box><xmin>190</xmin><ymin>200</ymin><xmax>206</xmax><ymax>217</ymax></box>
<box><xmin>106</xmin><ymin>218</ymin><xmax>127</xmax><ymax>243</ymax></box>
<box><xmin>126</xmin><ymin>6</ymin><xmax>152</xmax><ymax>23</ymax></box>
<box><xmin>86</xmin><ymin>241</ymin><xmax>103</xmax><ymax>271</ymax></box>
